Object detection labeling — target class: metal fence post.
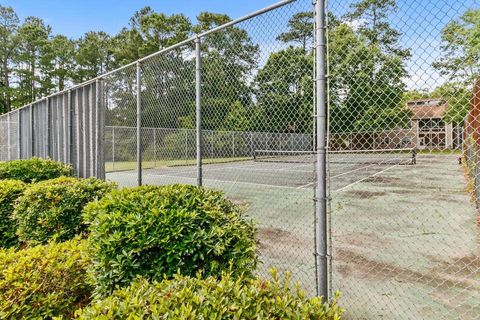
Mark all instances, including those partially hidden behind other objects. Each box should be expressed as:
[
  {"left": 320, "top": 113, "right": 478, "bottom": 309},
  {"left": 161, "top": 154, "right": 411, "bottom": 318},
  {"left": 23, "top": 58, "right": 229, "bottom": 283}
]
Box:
[
  {"left": 30, "top": 104, "right": 34, "bottom": 157},
  {"left": 7, "top": 113, "right": 11, "bottom": 161},
  {"left": 195, "top": 35, "right": 203, "bottom": 186},
  {"left": 184, "top": 130, "right": 189, "bottom": 165},
  {"left": 82, "top": 87, "right": 88, "bottom": 177},
  {"left": 232, "top": 134, "right": 236, "bottom": 158},
  {"left": 136, "top": 62, "right": 142, "bottom": 186},
  {"left": 153, "top": 128, "right": 157, "bottom": 168},
  {"left": 17, "top": 110, "right": 22, "bottom": 159},
  {"left": 96, "top": 79, "right": 105, "bottom": 180},
  {"left": 112, "top": 126, "right": 115, "bottom": 171},
  {"left": 89, "top": 83, "right": 95, "bottom": 177},
  {"left": 314, "top": 0, "right": 328, "bottom": 301},
  {"left": 46, "top": 98, "right": 51, "bottom": 158},
  {"left": 68, "top": 90, "right": 73, "bottom": 167}
]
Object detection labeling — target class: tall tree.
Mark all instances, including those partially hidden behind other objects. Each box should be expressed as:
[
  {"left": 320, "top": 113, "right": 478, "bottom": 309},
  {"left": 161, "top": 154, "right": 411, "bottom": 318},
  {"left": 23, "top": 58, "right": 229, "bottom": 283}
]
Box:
[
  {"left": 15, "top": 16, "right": 51, "bottom": 106},
  {"left": 129, "top": 6, "right": 154, "bottom": 31},
  {"left": 0, "top": 5, "right": 19, "bottom": 113},
  {"left": 346, "top": 0, "right": 408, "bottom": 57},
  {"left": 74, "top": 31, "right": 112, "bottom": 82},
  {"left": 277, "top": 12, "right": 313, "bottom": 52},
  {"left": 433, "top": 9, "right": 480, "bottom": 85},
  {"left": 110, "top": 28, "right": 144, "bottom": 67},
  {"left": 187, "top": 12, "right": 259, "bottom": 130},
  {"left": 328, "top": 21, "right": 410, "bottom": 133},
  {"left": 139, "top": 12, "right": 191, "bottom": 53},
  {"left": 254, "top": 47, "right": 313, "bottom": 133},
  {"left": 326, "top": 0, "right": 411, "bottom": 133},
  {"left": 41, "top": 35, "right": 76, "bottom": 92},
  {"left": 268, "top": 12, "right": 340, "bottom": 134}
]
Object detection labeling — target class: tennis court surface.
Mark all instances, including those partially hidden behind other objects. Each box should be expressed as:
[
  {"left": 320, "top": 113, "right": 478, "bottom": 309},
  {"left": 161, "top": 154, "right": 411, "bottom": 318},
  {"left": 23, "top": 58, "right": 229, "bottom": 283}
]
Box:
[
  {"left": 106, "top": 151, "right": 479, "bottom": 319},
  {"left": 108, "top": 148, "right": 417, "bottom": 191}
]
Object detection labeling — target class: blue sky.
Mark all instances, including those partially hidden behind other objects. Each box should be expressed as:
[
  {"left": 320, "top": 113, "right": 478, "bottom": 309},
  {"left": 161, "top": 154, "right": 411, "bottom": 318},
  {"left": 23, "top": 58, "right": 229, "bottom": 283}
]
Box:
[
  {"left": 2, "top": 0, "right": 478, "bottom": 90},
  {"left": 1, "top": 0, "right": 280, "bottom": 38}
]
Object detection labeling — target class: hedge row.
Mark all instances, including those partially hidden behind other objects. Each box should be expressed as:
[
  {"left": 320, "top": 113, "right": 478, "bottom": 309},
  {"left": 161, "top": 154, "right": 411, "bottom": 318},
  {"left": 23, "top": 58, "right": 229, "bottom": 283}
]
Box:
[
  {"left": 0, "top": 240, "right": 342, "bottom": 319},
  {"left": 15, "top": 176, "right": 115, "bottom": 245},
  {"left": 84, "top": 184, "right": 257, "bottom": 297},
  {"left": 0, "top": 157, "right": 72, "bottom": 182},
  {"left": 0, "top": 179, "right": 27, "bottom": 248},
  {"left": 75, "top": 272, "right": 344, "bottom": 319},
  {"left": 0, "top": 238, "right": 92, "bottom": 319},
  {"left": 0, "top": 158, "right": 343, "bottom": 319}
]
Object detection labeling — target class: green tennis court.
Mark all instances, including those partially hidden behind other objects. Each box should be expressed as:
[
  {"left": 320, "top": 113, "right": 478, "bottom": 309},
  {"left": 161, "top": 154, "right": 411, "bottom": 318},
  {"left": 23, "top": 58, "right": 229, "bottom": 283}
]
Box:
[{"left": 106, "top": 152, "right": 479, "bottom": 319}]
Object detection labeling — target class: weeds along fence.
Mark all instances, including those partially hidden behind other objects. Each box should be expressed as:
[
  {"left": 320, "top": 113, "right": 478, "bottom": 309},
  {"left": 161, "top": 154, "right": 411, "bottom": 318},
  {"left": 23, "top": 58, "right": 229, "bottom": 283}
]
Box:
[
  {"left": 1, "top": 0, "right": 480, "bottom": 319},
  {"left": 464, "top": 77, "right": 480, "bottom": 207}
]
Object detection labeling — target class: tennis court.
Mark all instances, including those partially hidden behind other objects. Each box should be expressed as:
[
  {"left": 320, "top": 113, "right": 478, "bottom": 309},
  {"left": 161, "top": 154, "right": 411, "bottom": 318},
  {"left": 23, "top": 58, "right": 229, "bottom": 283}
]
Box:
[
  {"left": 106, "top": 151, "right": 479, "bottom": 319},
  {"left": 107, "top": 148, "right": 417, "bottom": 191},
  {"left": 106, "top": 149, "right": 417, "bottom": 289}
]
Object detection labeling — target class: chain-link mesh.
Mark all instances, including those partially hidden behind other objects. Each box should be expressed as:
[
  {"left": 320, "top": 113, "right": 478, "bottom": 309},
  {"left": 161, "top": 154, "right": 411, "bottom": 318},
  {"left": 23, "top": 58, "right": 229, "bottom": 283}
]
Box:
[
  {"left": 0, "top": 0, "right": 479, "bottom": 318},
  {"left": 0, "top": 110, "right": 19, "bottom": 161},
  {"left": 103, "top": 64, "right": 138, "bottom": 183},
  {"left": 139, "top": 43, "right": 197, "bottom": 185},
  {"left": 197, "top": 0, "right": 316, "bottom": 291},
  {"left": 327, "top": 0, "right": 480, "bottom": 319}
]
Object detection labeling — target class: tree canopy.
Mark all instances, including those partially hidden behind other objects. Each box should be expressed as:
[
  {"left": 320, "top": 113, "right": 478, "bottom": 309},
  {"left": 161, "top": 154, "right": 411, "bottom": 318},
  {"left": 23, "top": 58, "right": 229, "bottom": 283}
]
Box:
[{"left": 0, "top": 1, "right": 475, "bottom": 135}]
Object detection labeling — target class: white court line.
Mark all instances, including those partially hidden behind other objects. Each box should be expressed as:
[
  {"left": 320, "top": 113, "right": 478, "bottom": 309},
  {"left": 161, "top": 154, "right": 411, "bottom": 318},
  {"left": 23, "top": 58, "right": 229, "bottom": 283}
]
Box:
[
  {"left": 144, "top": 161, "right": 313, "bottom": 175},
  {"left": 142, "top": 162, "right": 262, "bottom": 177},
  {"left": 332, "top": 163, "right": 399, "bottom": 193},
  {"left": 296, "top": 162, "right": 379, "bottom": 189}
]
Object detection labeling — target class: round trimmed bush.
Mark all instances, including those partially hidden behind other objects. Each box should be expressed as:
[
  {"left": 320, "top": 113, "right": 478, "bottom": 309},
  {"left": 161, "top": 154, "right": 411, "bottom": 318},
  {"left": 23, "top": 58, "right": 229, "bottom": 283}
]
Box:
[
  {"left": 0, "top": 179, "right": 27, "bottom": 248},
  {"left": 83, "top": 184, "right": 257, "bottom": 296},
  {"left": 14, "top": 177, "right": 116, "bottom": 245},
  {"left": 74, "top": 271, "right": 344, "bottom": 319},
  {"left": 0, "top": 157, "right": 72, "bottom": 183},
  {"left": 0, "top": 238, "right": 92, "bottom": 319}
]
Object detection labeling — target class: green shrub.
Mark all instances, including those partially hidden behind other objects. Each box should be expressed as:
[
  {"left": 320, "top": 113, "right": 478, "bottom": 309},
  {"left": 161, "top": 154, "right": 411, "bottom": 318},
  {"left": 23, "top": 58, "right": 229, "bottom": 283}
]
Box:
[
  {"left": 14, "top": 177, "right": 115, "bottom": 245},
  {"left": 0, "top": 238, "right": 92, "bottom": 319},
  {"left": 84, "top": 184, "right": 257, "bottom": 296},
  {"left": 74, "top": 270, "right": 344, "bottom": 319},
  {"left": 0, "top": 179, "right": 27, "bottom": 248},
  {"left": 0, "top": 157, "right": 72, "bottom": 183}
]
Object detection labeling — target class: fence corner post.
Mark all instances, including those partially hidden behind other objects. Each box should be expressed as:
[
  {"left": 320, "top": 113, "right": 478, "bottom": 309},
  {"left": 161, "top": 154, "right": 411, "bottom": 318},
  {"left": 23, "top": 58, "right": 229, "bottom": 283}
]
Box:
[
  {"left": 314, "top": 0, "right": 328, "bottom": 302},
  {"left": 136, "top": 62, "right": 142, "bottom": 186},
  {"left": 30, "top": 104, "right": 35, "bottom": 157},
  {"left": 17, "top": 109, "right": 22, "bottom": 159},
  {"left": 195, "top": 35, "right": 203, "bottom": 187},
  {"left": 96, "top": 79, "right": 106, "bottom": 180},
  {"left": 7, "top": 113, "right": 11, "bottom": 161}
]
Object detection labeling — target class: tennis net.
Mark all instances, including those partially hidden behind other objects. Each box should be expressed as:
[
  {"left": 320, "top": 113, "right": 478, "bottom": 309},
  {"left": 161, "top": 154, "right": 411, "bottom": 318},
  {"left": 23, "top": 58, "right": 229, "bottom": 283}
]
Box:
[{"left": 253, "top": 148, "right": 417, "bottom": 165}]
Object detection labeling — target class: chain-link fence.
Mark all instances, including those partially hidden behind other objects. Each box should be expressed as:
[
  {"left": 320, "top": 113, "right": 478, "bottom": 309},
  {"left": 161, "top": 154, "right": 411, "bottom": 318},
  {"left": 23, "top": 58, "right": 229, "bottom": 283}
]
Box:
[
  {"left": 465, "top": 79, "right": 480, "bottom": 210},
  {"left": 326, "top": 0, "right": 480, "bottom": 319},
  {"left": 0, "top": 83, "right": 105, "bottom": 178},
  {"left": 103, "top": 0, "right": 320, "bottom": 297},
  {"left": 0, "top": 0, "right": 479, "bottom": 318},
  {"left": 104, "top": 126, "right": 313, "bottom": 170}
]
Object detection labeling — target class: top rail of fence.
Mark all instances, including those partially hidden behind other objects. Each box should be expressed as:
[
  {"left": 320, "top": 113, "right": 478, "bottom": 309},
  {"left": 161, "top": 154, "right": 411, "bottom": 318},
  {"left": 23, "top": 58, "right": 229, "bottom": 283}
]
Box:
[{"left": 0, "top": 0, "right": 298, "bottom": 119}]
